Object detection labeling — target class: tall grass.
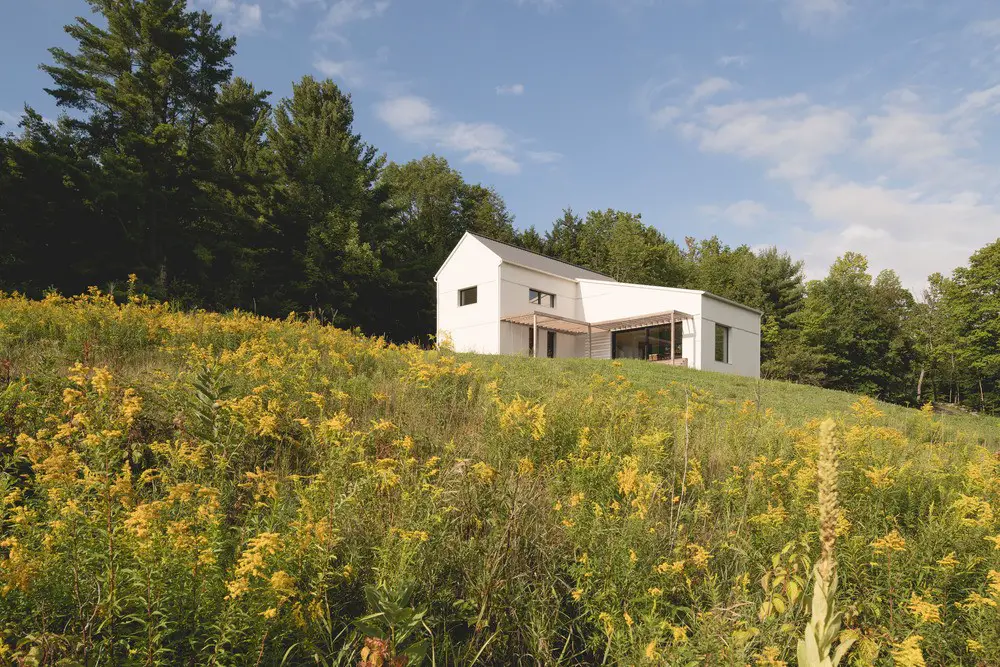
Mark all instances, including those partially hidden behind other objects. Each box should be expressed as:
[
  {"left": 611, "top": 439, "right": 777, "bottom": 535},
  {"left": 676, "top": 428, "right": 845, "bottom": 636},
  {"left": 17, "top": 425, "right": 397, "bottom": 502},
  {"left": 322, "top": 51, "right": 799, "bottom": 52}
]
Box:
[{"left": 0, "top": 291, "right": 998, "bottom": 664}]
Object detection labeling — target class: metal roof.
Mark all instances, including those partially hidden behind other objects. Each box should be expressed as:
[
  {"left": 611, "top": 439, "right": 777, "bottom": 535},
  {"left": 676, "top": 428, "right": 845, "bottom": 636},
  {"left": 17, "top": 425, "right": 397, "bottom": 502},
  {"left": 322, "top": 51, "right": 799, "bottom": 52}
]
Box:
[{"left": 467, "top": 232, "right": 615, "bottom": 282}]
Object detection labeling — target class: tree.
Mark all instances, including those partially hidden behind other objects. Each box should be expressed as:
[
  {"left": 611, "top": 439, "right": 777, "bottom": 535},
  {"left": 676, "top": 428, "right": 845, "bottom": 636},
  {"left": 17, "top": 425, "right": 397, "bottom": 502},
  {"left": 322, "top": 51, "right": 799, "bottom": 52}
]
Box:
[
  {"left": 945, "top": 239, "right": 1000, "bottom": 411},
  {"left": 380, "top": 155, "right": 517, "bottom": 342},
  {"left": 41, "top": 0, "right": 239, "bottom": 298},
  {"left": 794, "top": 253, "right": 916, "bottom": 402},
  {"left": 263, "top": 76, "right": 390, "bottom": 327}
]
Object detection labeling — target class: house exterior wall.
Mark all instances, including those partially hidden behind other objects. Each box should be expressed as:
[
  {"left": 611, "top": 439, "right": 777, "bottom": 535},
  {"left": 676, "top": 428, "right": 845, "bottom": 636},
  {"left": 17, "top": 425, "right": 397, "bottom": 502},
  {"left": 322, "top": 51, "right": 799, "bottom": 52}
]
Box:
[
  {"left": 577, "top": 281, "right": 701, "bottom": 365},
  {"left": 435, "top": 236, "right": 502, "bottom": 354},
  {"left": 435, "top": 234, "right": 761, "bottom": 377},
  {"left": 698, "top": 296, "right": 761, "bottom": 377},
  {"left": 498, "top": 263, "right": 585, "bottom": 357}
]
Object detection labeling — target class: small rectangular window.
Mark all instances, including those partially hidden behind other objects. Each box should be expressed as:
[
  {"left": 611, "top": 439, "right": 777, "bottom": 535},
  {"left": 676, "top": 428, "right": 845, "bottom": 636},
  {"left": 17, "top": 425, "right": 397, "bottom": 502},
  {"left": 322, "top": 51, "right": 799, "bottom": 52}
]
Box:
[
  {"left": 528, "top": 328, "right": 534, "bottom": 356},
  {"left": 547, "top": 331, "right": 556, "bottom": 358},
  {"left": 714, "top": 324, "right": 730, "bottom": 363},
  {"left": 458, "top": 286, "right": 477, "bottom": 307},
  {"left": 528, "top": 288, "right": 555, "bottom": 308}
]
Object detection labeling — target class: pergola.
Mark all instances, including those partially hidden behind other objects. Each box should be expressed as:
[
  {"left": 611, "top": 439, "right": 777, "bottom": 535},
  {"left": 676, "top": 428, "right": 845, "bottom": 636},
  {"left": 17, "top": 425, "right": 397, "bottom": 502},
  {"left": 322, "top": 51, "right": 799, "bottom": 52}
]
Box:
[{"left": 501, "top": 310, "right": 693, "bottom": 360}]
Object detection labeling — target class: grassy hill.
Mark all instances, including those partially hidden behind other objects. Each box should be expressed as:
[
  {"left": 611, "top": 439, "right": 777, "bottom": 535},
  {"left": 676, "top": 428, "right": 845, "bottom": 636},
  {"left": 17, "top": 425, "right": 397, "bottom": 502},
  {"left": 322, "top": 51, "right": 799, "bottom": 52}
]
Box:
[{"left": 1, "top": 291, "right": 999, "bottom": 665}]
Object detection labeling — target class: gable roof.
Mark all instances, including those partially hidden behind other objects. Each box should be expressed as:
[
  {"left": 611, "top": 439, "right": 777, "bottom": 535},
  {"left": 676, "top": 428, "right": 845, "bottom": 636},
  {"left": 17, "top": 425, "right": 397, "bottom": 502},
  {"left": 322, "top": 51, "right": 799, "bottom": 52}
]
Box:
[{"left": 466, "top": 232, "right": 615, "bottom": 282}]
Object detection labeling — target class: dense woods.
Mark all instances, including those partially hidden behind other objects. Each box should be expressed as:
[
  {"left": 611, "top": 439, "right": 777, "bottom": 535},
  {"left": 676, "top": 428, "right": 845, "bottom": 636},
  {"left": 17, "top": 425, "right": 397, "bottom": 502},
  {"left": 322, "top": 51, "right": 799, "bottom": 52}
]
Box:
[{"left": 3, "top": 0, "right": 1000, "bottom": 413}]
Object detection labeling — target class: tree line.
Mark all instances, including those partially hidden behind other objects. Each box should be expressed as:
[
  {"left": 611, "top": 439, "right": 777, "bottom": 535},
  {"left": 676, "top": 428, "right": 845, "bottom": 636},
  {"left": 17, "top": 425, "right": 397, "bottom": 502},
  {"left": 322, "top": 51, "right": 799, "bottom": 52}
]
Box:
[{"left": 1, "top": 0, "right": 999, "bottom": 413}]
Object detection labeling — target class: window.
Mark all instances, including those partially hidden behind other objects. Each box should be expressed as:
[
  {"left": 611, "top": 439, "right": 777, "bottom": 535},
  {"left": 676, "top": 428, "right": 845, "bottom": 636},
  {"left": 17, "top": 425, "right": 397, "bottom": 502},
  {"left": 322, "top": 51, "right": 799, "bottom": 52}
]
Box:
[
  {"left": 714, "top": 324, "right": 730, "bottom": 363},
  {"left": 610, "top": 322, "right": 683, "bottom": 360},
  {"left": 528, "top": 288, "right": 555, "bottom": 308},
  {"left": 528, "top": 329, "right": 557, "bottom": 358},
  {"left": 458, "top": 286, "right": 477, "bottom": 306}
]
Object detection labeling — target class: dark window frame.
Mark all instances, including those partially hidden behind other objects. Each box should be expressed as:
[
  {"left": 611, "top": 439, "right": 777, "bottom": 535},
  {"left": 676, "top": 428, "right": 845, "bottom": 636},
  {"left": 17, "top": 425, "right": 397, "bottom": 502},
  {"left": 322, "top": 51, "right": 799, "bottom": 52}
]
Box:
[
  {"left": 610, "top": 322, "right": 684, "bottom": 360},
  {"left": 547, "top": 331, "right": 556, "bottom": 358},
  {"left": 458, "top": 286, "right": 478, "bottom": 307},
  {"left": 528, "top": 288, "right": 556, "bottom": 308},
  {"left": 714, "top": 323, "right": 730, "bottom": 364}
]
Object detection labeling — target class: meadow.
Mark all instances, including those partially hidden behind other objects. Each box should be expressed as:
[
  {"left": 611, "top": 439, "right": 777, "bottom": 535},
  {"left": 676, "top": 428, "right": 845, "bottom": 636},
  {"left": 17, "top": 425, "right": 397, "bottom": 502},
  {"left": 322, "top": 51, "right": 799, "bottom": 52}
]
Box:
[{"left": 1, "top": 289, "right": 999, "bottom": 666}]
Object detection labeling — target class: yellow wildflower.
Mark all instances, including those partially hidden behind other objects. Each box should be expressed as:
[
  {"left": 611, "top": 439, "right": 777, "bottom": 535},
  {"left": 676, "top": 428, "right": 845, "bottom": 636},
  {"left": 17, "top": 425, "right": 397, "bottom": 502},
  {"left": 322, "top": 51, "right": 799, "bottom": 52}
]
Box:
[
  {"left": 471, "top": 461, "right": 495, "bottom": 484},
  {"left": 517, "top": 458, "right": 534, "bottom": 476},
  {"left": 871, "top": 529, "right": 906, "bottom": 554},
  {"left": 936, "top": 552, "right": 959, "bottom": 569},
  {"left": 864, "top": 466, "right": 895, "bottom": 489},
  {"left": 890, "top": 635, "right": 925, "bottom": 667},
  {"left": 906, "top": 593, "right": 942, "bottom": 625}
]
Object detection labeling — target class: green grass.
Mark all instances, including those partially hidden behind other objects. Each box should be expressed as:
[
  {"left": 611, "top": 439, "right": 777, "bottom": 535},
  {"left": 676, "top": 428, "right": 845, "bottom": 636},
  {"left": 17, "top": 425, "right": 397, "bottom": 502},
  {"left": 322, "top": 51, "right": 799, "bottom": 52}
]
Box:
[{"left": 2, "top": 293, "right": 1000, "bottom": 665}]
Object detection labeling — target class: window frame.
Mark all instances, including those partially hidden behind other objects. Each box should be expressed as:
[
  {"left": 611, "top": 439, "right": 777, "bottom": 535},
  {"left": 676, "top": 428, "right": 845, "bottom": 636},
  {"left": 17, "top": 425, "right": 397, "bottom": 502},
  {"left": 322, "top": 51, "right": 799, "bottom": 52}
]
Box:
[
  {"left": 546, "top": 330, "right": 556, "bottom": 358},
  {"left": 528, "top": 288, "right": 556, "bottom": 308},
  {"left": 714, "top": 323, "right": 730, "bottom": 364},
  {"left": 458, "top": 286, "right": 478, "bottom": 307}
]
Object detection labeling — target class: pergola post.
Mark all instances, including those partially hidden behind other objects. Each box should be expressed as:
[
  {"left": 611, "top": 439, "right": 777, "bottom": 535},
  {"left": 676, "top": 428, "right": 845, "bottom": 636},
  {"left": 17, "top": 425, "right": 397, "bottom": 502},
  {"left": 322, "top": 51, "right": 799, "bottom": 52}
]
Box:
[
  {"left": 670, "top": 312, "right": 675, "bottom": 363},
  {"left": 588, "top": 324, "right": 592, "bottom": 358},
  {"left": 532, "top": 312, "right": 538, "bottom": 358}
]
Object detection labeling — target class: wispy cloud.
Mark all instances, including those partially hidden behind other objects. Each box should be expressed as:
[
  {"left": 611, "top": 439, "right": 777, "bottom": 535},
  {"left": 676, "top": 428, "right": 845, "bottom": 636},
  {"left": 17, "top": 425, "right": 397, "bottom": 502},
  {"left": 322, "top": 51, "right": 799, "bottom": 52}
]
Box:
[
  {"left": 526, "top": 150, "right": 563, "bottom": 163},
  {"left": 647, "top": 69, "right": 1000, "bottom": 289},
  {"left": 689, "top": 77, "right": 735, "bottom": 104},
  {"left": 376, "top": 96, "right": 523, "bottom": 174},
  {"left": 699, "top": 200, "right": 769, "bottom": 226},
  {"left": 496, "top": 83, "right": 526, "bottom": 96},
  {"left": 968, "top": 18, "right": 1000, "bottom": 38},
  {"left": 314, "top": 58, "right": 367, "bottom": 85},
  {"left": 198, "top": 0, "right": 263, "bottom": 34},
  {"left": 717, "top": 55, "right": 748, "bottom": 68},
  {"left": 781, "top": 0, "right": 849, "bottom": 31},
  {"left": 316, "top": 0, "right": 389, "bottom": 40},
  {"left": 0, "top": 110, "right": 18, "bottom": 128}
]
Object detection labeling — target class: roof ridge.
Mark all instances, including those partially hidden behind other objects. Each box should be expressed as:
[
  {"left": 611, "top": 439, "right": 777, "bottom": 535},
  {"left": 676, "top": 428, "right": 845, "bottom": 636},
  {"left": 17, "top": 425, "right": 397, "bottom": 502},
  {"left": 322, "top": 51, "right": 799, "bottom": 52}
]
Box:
[{"left": 466, "top": 231, "right": 615, "bottom": 281}]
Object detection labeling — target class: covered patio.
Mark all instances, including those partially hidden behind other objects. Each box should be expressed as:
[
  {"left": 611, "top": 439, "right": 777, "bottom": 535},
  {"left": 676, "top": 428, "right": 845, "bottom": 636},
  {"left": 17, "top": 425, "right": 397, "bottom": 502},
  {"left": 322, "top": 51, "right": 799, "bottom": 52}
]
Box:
[{"left": 501, "top": 310, "right": 693, "bottom": 363}]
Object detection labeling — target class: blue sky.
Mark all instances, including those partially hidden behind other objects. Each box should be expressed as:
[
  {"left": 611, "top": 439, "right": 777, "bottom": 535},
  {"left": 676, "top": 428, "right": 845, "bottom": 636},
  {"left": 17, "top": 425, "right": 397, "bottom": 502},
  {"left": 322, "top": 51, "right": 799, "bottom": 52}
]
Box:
[{"left": 4, "top": 0, "right": 1000, "bottom": 290}]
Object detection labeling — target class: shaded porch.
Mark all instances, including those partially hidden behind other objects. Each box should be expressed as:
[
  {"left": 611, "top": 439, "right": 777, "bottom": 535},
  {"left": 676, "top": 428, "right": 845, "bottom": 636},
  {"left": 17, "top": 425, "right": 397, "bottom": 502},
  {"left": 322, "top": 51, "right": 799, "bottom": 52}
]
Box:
[{"left": 501, "top": 310, "right": 693, "bottom": 362}]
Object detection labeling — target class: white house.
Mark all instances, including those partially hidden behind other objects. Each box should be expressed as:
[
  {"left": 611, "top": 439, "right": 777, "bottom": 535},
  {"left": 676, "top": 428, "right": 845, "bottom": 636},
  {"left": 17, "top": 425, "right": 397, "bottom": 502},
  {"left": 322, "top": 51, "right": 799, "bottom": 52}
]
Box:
[{"left": 434, "top": 232, "right": 762, "bottom": 377}]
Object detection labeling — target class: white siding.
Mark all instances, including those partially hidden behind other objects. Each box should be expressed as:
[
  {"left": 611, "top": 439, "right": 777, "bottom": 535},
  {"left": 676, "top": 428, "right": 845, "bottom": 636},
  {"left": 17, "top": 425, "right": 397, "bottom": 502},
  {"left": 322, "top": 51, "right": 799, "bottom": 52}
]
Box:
[
  {"left": 699, "top": 296, "right": 761, "bottom": 377},
  {"left": 435, "top": 236, "right": 761, "bottom": 377},
  {"left": 577, "top": 281, "right": 702, "bottom": 365},
  {"left": 498, "top": 263, "right": 585, "bottom": 357},
  {"left": 435, "top": 236, "right": 502, "bottom": 353}
]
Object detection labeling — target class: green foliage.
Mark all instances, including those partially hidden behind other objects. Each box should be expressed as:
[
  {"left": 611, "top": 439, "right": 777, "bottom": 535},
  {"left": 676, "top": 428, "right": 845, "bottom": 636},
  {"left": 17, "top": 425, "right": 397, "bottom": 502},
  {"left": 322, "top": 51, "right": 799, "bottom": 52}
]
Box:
[{"left": 1, "top": 293, "right": 1000, "bottom": 664}]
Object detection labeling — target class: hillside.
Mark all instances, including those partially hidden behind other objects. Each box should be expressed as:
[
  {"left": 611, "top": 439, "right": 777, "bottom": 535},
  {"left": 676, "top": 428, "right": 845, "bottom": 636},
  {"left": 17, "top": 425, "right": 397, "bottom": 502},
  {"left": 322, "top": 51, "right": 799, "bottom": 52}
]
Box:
[{"left": 1, "top": 292, "right": 999, "bottom": 665}]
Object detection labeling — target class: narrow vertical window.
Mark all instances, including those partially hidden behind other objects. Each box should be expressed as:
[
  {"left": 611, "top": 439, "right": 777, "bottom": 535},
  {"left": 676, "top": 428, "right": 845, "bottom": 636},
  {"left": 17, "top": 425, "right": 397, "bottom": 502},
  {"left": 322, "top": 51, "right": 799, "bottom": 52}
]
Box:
[
  {"left": 528, "top": 328, "right": 534, "bottom": 356},
  {"left": 715, "top": 324, "right": 730, "bottom": 363},
  {"left": 458, "top": 286, "right": 477, "bottom": 306},
  {"left": 547, "top": 331, "right": 556, "bottom": 358}
]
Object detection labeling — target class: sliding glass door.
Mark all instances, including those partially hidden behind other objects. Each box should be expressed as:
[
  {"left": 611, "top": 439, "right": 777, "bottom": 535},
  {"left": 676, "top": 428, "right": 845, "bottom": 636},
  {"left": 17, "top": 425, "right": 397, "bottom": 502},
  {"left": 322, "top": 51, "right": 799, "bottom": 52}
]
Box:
[{"left": 611, "top": 323, "right": 683, "bottom": 360}]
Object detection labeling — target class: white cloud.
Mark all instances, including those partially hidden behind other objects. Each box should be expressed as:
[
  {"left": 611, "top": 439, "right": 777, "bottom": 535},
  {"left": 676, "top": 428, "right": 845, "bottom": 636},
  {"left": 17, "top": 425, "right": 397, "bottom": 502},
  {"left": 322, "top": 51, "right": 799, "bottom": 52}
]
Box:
[
  {"left": 314, "top": 58, "right": 366, "bottom": 85},
  {"left": 526, "top": 150, "right": 563, "bottom": 163},
  {"left": 323, "top": 0, "right": 389, "bottom": 27},
  {"left": 684, "top": 94, "right": 855, "bottom": 180},
  {"left": 376, "top": 96, "right": 437, "bottom": 133},
  {"left": 199, "top": 0, "right": 262, "bottom": 34},
  {"left": 717, "top": 55, "right": 748, "bottom": 68},
  {"left": 496, "top": 83, "right": 526, "bottom": 96},
  {"left": 968, "top": 18, "right": 1000, "bottom": 38},
  {"left": 689, "top": 77, "right": 735, "bottom": 104},
  {"left": 516, "top": 0, "right": 563, "bottom": 11},
  {"left": 700, "top": 200, "right": 769, "bottom": 226},
  {"left": 650, "top": 74, "right": 1000, "bottom": 288},
  {"left": 0, "top": 110, "right": 18, "bottom": 128},
  {"left": 782, "top": 0, "right": 849, "bottom": 30},
  {"left": 376, "top": 96, "right": 526, "bottom": 174},
  {"left": 316, "top": 0, "right": 389, "bottom": 39}
]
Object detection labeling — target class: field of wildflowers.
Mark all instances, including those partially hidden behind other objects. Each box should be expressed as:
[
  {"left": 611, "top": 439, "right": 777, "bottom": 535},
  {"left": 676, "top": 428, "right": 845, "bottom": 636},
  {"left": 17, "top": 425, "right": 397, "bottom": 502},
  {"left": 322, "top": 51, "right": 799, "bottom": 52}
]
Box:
[{"left": 1, "top": 289, "right": 1000, "bottom": 665}]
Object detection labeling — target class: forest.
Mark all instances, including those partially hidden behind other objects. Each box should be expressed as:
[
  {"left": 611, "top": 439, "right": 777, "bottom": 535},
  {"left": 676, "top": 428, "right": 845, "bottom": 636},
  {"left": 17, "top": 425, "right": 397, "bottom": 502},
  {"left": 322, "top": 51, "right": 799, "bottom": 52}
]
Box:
[{"left": 2, "top": 0, "right": 999, "bottom": 413}]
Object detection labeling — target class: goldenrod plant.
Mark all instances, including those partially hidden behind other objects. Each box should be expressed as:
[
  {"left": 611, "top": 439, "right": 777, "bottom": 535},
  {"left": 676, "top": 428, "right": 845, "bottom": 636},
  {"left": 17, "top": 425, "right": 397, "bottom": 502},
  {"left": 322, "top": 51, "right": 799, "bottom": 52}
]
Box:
[
  {"left": 0, "top": 291, "right": 999, "bottom": 663},
  {"left": 797, "top": 420, "right": 854, "bottom": 667}
]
